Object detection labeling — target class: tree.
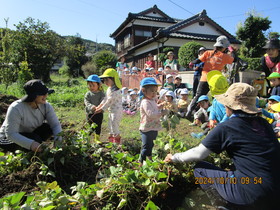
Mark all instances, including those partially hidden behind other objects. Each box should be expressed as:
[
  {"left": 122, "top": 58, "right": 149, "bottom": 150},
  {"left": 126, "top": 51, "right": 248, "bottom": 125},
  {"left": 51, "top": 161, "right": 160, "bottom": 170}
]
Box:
[
  {"left": 236, "top": 14, "right": 271, "bottom": 57},
  {"left": 91, "top": 50, "right": 117, "bottom": 75},
  {"left": 178, "top": 41, "right": 203, "bottom": 68},
  {"left": 0, "top": 28, "right": 17, "bottom": 88},
  {"left": 63, "top": 35, "right": 88, "bottom": 77},
  {"left": 11, "top": 17, "right": 66, "bottom": 82}
]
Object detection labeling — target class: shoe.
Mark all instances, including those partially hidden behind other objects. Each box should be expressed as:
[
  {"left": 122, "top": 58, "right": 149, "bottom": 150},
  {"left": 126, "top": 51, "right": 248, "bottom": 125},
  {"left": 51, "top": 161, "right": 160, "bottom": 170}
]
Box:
[
  {"left": 191, "top": 132, "right": 204, "bottom": 138},
  {"left": 130, "top": 111, "right": 136, "bottom": 115},
  {"left": 94, "top": 134, "right": 102, "bottom": 144},
  {"left": 111, "top": 136, "right": 121, "bottom": 144},
  {"left": 189, "top": 122, "right": 197, "bottom": 126},
  {"left": 108, "top": 136, "right": 114, "bottom": 142}
]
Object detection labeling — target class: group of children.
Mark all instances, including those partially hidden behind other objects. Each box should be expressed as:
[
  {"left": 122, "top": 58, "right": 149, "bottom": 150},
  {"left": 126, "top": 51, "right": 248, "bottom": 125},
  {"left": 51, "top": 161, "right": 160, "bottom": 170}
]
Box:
[{"left": 83, "top": 66, "right": 280, "bottom": 166}]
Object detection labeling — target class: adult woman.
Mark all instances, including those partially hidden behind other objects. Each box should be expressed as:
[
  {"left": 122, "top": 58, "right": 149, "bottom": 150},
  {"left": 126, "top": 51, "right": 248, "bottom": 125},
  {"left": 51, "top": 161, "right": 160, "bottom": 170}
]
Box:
[
  {"left": 261, "top": 38, "right": 280, "bottom": 77},
  {"left": 0, "top": 80, "right": 62, "bottom": 152},
  {"left": 185, "top": 36, "right": 234, "bottom": 121},
  {"left": 165, "top": 83, "right": 280, "bottom": 209},
  {"left": 164, "top": 51, "right": 178, "bottom": 71}
]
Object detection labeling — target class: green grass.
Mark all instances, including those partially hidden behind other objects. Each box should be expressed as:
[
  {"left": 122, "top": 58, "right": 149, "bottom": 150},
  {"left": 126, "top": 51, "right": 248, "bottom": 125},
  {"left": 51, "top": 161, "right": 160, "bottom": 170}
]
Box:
[{"left": 0, "top": 73, "right": 203, "bottom": 144}]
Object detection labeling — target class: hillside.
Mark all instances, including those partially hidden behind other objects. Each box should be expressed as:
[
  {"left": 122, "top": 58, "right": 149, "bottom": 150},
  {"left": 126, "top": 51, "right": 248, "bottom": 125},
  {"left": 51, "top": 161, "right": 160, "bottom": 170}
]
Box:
[{"left": 63, "top": 35, "right": 115, "bottom": 54}]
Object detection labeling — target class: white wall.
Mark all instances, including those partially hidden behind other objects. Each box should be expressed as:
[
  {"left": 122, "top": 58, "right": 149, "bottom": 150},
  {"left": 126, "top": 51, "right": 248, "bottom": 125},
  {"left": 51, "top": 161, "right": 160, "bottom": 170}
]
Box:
[{"left": 178, "top": 22, "right": 222, "bottom": 36}]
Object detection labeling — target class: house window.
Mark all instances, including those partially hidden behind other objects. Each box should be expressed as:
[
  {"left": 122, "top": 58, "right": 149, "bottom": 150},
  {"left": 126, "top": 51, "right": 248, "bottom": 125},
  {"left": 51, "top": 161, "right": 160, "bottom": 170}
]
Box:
[
  {"left": 117, "top": 42, "right": 122, "bottom": 52},
  {"left": 124, "top": 34, "right": 131, "bottom": 48},
  {"left": 135, "top": 30, "right": 152, "bottom": 37}
]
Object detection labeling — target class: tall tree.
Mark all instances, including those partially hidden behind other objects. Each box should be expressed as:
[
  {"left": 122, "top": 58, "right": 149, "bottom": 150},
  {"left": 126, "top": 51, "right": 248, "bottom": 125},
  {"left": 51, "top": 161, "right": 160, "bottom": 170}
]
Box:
[
  {"left": 12, "top": 17, "right": 66, "bottom": 82},
  {"left": 236, "top": 14, "right": 271, "bottom": 57},
  {"left": 63, "top": 34, "right": 88, "bottom": 77},
  {"left": 0, "top": 28, "right": 17, "bottom": 88}
]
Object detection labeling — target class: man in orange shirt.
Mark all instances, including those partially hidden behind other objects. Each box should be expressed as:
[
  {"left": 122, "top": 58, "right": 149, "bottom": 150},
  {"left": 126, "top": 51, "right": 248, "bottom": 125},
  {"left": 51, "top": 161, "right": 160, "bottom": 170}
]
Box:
[{"left": 185, "top": 36, "right": 234, "bottom": 121}]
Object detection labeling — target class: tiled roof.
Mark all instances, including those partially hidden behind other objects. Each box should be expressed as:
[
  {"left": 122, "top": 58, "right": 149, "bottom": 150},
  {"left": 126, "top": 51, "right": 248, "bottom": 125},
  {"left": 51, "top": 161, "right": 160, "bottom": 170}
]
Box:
[
  {"left": 167, "top": 32, "right": 240, "bottom": 44},
  {"left": 110, "top": 4, "right": 177, "bottom": 38},
  {"left": 129, "top": 13, "right": 177, "bottom": 23}
]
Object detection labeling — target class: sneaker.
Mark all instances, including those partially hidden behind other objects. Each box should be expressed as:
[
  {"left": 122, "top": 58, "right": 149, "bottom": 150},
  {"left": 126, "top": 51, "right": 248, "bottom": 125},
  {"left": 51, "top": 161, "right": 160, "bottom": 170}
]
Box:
[
  {"left": 189, "top": 122, "right": 197, "bottom": 126},
  {"left": 191, "top": 132, "right": 204, "bottom": 138},
  {"left": 112, "top": 136, "right": 121, "bottom": 144},
  {"left": 108, "top": 136, "right": 114, "bottom": 142}
]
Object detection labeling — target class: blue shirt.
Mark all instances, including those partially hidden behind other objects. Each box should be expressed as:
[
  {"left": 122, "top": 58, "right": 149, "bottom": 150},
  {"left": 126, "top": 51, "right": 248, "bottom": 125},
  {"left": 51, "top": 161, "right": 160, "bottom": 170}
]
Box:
[
  {"left": 209, "top": 98, "right": 228, "bottom": 123},
  {"left": 193, "top": 62, "right": 204, "bottom": 76}
]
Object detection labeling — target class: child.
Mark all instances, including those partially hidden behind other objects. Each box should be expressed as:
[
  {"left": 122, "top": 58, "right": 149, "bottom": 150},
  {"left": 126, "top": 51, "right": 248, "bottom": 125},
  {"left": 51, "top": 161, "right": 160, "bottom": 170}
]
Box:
[
  {"left": 164, "top": 74, "right": 175, "bottom": 91},
  {"left": 207, "top": 70, "right": 229, "bottom": 128},
  {"left": 84, "top": 75, "right": 105, "bottom": 143},
  {"left": 190, "top": 95, "right": 210, "bottom": 139},
  {"left": 270, "top": 103, "right": 280, "bottom": 138},
  {"left": 139, "top": 77, "right": 163, "bottom": 165},
  {"left": 267, "top": 72, "right": 280, "bottom": 96},
  {"left": 177, "top": 89, "right": 189, "bottom": 118},
  {"left": 125, "top": 91, "right": 139, "bottom": 115},
  {"left": 162, "top": 91, "right": 178, "bottom": 114},
  {"left": 263, "top": 95, "right": 280, "bottom": 124},
  {"left": 95, "top": 68, "right": 122, "bottom": 143},
  {"left": 131, "top": 66, "right": 138, "bottom": 75},
  {"left": 121, "top": 87, "right": 129, "bottom": 110}
]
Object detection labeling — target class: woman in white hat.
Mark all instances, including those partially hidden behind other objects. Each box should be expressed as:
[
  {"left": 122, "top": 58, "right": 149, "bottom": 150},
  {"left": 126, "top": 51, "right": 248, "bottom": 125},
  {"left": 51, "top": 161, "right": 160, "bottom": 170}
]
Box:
[
  {"left": 186, "top": 36, "right": 234, "bottom": 121},
  {"left": 165, "top": 83, "right": 280, "bottom": 209}
]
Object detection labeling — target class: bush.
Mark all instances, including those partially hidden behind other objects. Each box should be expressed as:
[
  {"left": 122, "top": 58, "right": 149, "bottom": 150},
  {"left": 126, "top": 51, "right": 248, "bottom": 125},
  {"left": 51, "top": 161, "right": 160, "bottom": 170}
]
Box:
[
  {"left": 92, "top": 50, "right": 117, "bottom": 75},
  {"left": 81, "top": 62, "right": 97, "bottom": 78},
  {"left": 158, "top": 47, "right": 175, "bottom": 62},
  {"left": 240, "top": 57, "right": 262, "bottom": 71},
  {"left": 178, "top": 41, "right": 203, "bottom": 68}
]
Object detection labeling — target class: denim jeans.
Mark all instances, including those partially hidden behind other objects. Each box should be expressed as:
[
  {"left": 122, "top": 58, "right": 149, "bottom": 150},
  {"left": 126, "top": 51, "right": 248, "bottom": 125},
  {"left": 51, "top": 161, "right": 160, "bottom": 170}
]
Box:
[{"left": 140, "top": 130, "right": 158, "bottom": 162}]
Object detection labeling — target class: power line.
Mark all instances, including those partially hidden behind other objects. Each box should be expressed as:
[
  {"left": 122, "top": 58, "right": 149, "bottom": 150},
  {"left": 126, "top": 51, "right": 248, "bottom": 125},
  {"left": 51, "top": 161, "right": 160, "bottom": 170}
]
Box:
[
  {"left": 213, "top": 6, "right": 280, "bottom": 19},
  {"left": 167, "top": 0, "right": 195, "bottom": 15}
]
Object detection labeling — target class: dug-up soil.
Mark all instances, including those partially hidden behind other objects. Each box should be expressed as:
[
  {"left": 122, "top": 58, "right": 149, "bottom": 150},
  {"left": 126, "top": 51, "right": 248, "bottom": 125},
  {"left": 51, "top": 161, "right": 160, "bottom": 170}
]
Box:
[{"left": 0, "top": 94, "right": 18, "bottom": 124}]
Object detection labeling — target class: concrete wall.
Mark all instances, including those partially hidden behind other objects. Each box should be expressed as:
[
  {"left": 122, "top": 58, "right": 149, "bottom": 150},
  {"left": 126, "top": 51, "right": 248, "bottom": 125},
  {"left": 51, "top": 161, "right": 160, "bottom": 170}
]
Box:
[{"left": 179, "top": 70, "right": 262, "bottom": 86}]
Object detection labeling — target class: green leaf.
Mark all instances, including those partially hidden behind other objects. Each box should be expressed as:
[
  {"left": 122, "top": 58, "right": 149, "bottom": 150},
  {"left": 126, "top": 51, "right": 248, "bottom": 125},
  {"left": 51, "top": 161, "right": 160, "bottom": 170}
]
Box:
[
  {"left": 157, "top": 172, "right": 168, "bottom": 179},
  {"left": 60, "top": 157, "right": 65, "bottom": 165},
  {"left": 41, "top": 206, "right": 56, "bottom": 210},
  {"left": 8, "top": 191, "right": 26, "bottom": 207},
  {"left": 47, "top": 158, "right": 54, "bottom": 165},
  {"left": 47, "top": 181, "right": 58, "bottom": 190},
  {"left": 145, "top": 201, "right": 159, "bottom": 210}
]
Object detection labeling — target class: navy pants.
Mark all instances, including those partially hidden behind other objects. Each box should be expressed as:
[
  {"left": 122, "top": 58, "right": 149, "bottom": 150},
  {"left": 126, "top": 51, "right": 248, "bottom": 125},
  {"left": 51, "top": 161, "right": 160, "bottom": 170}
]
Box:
[
  {"left": 87, "top": 113, "right": 103, "bottom": 135},
  {"left": 194, "top": 161, "right": 248, "bottom": 205},
  {"left": 186, "top": 81, "right": 209, "bottom": 120},
  {"left": 192, "top": 75, "right": 201, "bottom": 98},
  {"left": 140, "top": 130, "right": 158, "bottom": 163},
  {"left": 0, "top": 123, "right": 53, "bottom": 152}
]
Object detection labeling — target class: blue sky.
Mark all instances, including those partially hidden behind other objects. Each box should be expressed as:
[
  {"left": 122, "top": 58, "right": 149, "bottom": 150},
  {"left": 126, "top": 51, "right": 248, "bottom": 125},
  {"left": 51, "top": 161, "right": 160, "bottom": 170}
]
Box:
[{"left": 0, "top": 0, "right": 279, "bottom": 45}]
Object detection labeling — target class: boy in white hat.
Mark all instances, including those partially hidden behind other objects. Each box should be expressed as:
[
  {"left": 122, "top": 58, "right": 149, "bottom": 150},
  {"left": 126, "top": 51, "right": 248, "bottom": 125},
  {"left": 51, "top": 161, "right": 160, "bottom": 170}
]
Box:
[
  {"left": 125, "top": 91, "right": 139, "bottom": 115},
  {"left": 177, "top": 89, "right": 189, "bottom": 118},
  {"left": 163, "top": 74, "right": 175, "bottom": 91},
  {"left": 174, "top": 75, "right": 187, "bottom": 90}
]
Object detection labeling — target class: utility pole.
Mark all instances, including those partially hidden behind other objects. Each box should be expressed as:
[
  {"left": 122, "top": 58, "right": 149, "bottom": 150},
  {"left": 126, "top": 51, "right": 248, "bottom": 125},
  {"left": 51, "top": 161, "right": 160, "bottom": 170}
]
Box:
[{"left": 4, "top": 18, "right": 9, "bottom": 28}]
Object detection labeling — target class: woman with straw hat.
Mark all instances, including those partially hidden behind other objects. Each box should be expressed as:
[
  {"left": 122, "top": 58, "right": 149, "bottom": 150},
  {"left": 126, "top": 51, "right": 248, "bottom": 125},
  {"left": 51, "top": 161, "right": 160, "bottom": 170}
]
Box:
[{"left": 165, "top": 83, "right": 280, "bottom": 209}]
